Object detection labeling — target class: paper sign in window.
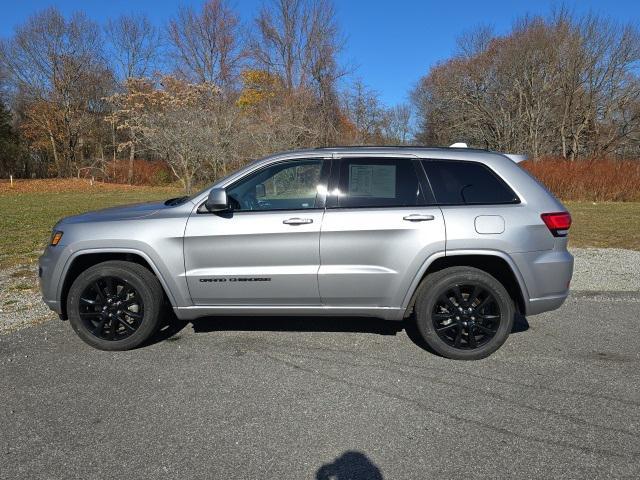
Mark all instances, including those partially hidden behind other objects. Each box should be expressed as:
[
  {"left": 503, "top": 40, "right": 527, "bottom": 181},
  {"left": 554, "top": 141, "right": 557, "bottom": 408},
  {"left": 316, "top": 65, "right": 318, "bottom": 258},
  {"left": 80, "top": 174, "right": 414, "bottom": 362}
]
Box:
[{"left": 348, "top": 165, "right": 396, "bottom": 198}]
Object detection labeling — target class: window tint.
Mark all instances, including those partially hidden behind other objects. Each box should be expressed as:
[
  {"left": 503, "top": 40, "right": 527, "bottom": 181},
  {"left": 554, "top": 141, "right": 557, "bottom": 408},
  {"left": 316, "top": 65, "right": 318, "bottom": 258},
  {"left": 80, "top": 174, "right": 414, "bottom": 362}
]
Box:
[
  {"left": 227, "top": 159, "right": 322, "bottom": 211},
  {"left": 422, "top": 160, "right": 519, "bottom": 205},
  {"left": 336, "top": 158, "right": 425, "bottom": 208}
]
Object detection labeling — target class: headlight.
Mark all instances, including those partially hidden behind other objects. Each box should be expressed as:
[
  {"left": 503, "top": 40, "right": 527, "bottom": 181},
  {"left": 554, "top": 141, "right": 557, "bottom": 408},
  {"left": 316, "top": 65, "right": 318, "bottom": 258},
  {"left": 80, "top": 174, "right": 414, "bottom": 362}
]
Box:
[{"left": 50, "top": 231, "right": 64, "bottom": 246}]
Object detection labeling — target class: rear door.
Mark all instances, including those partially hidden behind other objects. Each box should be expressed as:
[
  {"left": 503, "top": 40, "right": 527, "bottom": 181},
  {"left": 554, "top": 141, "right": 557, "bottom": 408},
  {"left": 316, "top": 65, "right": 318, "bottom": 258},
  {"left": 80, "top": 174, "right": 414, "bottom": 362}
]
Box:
[
  {"left": 318, "top": 155, "right": 446, "bottom": 308},
  {"left": 184, "top": 158, "right": 330, "bottom": 306}
]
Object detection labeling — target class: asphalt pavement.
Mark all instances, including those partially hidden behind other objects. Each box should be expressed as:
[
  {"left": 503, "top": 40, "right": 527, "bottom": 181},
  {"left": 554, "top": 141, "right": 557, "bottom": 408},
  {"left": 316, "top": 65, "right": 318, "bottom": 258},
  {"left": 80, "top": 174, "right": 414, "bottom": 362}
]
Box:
[{"left": 1, "top": 292, "right": 639, "bottom": 479}]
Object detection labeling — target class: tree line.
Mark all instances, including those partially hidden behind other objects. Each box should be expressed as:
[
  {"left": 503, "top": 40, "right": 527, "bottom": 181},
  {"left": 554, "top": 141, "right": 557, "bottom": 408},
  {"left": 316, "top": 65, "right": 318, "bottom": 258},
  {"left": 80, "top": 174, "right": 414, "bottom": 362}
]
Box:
[
  {"left": 0, "top": 0, "right": 409, "bottom": 191},
  {"left": 1, "top": 2, "right": 639, "bottom": 192},
  {"left": 412, "top": 10, "right": 640, "bottom": 160}
]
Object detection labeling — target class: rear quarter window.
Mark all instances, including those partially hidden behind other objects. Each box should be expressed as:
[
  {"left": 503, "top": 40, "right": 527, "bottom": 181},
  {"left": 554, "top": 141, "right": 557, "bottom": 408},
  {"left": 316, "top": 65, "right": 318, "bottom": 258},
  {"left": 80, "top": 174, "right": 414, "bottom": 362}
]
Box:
[{"left": 421, "top": 160, "right": 519, "bottom": 205}]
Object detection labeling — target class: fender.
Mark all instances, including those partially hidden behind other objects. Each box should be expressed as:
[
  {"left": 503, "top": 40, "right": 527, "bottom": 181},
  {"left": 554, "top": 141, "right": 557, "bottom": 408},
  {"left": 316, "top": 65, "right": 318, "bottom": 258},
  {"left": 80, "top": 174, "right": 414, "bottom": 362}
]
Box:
[
  {"left": 401, "top": 248, "right": 530, "bottom": 311},
  {"left": 56, "top": 247, "right": 181, "bottom": 308}
]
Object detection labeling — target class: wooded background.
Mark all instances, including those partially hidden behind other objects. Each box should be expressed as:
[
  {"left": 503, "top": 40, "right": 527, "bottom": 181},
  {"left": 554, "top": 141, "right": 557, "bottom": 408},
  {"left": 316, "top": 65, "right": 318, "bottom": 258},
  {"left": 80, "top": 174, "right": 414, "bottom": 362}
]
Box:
[{"left": 0, "top": 1, "right": 639, "bottom": 192}]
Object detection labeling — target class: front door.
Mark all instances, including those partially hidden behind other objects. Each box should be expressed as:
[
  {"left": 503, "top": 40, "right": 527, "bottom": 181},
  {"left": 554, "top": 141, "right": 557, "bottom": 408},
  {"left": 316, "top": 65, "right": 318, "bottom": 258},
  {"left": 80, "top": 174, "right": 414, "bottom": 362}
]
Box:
[
  {"left": 319, "top": 156, "right": 446, "bottom": 308},
  {"left": 184, "top": 158, "right": 329, "bottom": 306}
]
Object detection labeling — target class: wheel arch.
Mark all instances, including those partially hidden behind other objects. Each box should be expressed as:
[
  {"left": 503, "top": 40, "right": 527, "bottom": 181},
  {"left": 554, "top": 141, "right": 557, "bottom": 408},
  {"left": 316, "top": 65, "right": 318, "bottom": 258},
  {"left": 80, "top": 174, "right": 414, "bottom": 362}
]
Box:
[
  {"left": 403, "top": 250, "right": 529, "bottom": 316},
  {"left": 58, "top": 249, "right": 177, "bottom": 320}
]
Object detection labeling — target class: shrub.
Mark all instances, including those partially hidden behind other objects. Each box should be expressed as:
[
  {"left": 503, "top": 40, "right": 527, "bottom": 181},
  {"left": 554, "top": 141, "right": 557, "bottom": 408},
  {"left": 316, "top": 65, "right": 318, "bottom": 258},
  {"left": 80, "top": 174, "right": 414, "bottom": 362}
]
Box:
[
  {"left": 104, "top": 159, "right": 173, "bottom": 186},
  {"left": 521, "top": 158, "right": 640, "bottom": 202}
]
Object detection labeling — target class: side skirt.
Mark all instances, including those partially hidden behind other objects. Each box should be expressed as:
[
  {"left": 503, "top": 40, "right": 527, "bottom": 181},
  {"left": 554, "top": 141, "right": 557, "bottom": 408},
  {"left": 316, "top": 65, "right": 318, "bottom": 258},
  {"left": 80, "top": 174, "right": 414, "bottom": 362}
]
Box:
[{"left": 173, "top": 305, "right": 406, "bottom": 321}]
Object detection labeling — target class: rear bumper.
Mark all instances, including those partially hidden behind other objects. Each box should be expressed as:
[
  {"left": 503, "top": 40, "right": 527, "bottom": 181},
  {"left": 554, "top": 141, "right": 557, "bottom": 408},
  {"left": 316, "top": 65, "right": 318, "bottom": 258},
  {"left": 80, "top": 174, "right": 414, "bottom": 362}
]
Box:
[
  {"left": 526, "top": 293, "right": 569, "bottom": 316},
  {"left": 511, "top": 249, "right": 574, "bottom": 316}
]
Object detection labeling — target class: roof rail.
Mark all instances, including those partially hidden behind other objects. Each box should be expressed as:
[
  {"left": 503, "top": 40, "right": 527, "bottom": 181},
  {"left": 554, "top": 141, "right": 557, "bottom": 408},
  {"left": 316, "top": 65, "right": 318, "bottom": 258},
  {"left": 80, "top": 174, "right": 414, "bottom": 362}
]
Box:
[
  {"left": 310, "top": 144, "right": 525, "bottom": 161},
  {"left": 313, "top": 144, "right": 486, "bottom": 150},
  {"left": 502, "top": 153, "right": 528, "bottom": 163},
  {"left": 313, "top": 145, "right": 420, "bottom": 150},
  {"left": 448, "top": 142, "right": 528, "bottom": 163}
]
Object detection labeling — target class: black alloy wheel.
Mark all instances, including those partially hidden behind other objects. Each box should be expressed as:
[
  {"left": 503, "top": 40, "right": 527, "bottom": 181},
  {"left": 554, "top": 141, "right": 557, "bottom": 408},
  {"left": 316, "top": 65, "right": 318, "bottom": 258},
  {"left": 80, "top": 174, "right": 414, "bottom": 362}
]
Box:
[
  {"left": 413, "top": 266, "right": 515, "bottom": 360},
  {"left": 78, "top": 276, "right": 144, "bottom": 341},
  {"left": 431, "top": 283, "right": 500, "bottom": 350},
  {"left": 67, "top": 260, "right": 165, "bottom": 351}
]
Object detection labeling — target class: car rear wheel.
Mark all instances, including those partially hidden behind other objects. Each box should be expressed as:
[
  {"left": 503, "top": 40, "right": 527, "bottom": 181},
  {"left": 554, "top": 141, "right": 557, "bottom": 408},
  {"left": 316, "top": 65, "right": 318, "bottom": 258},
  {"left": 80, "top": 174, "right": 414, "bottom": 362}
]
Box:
[
  {"left": 67, "top": 261, "right": 165, "bottom": 351},
  {"left": 413, "top": 266, "right": 514, "bottom": 360}
]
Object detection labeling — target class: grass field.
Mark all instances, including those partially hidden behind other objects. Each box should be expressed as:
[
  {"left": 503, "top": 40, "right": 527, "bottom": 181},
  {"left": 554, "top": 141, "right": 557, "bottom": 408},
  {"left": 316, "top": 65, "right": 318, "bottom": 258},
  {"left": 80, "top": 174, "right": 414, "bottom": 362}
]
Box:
[
  {"left": 0, "top": 179, "right": 638, "bottom": 268},
  {"left": 564, "top": 201, "right": 640, "bottom": 251},
  {"left": 0, "top": 180, "right": 181, "bottom": 268}
]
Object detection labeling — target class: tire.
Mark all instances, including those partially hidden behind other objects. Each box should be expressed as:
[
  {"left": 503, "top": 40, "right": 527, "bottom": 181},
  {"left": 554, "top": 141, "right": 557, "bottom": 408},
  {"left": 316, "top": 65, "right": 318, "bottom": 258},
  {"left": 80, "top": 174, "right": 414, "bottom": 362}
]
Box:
[
  {"left": 66, "top": 260, "right": 165, "bottom": 351},
  {"left": 413, "top": 266, "right": 514, "bottom": 360}
]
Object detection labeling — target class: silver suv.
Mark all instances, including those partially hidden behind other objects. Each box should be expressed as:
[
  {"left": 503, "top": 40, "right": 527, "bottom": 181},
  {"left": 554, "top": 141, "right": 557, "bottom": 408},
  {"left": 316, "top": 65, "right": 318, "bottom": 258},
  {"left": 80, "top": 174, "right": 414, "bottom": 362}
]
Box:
[{"left": 39, "top": 146, "right": 573, "bottom": 359}]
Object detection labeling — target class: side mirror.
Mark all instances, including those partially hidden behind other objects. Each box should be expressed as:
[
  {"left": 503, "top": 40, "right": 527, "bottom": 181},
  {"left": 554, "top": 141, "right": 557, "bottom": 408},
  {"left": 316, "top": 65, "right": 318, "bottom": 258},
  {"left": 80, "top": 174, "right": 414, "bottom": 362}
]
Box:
[
  {"left": 204, "top": 188, "right": 229, "bottom": 212},
  {"left": 255, "top": 183, "right": 266, "bottom": 199}
]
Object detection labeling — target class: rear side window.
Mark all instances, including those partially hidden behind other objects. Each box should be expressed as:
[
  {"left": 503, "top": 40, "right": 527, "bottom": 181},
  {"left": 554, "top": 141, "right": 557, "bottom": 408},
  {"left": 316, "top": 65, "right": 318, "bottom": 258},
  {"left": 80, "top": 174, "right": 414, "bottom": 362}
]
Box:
[
  {"left": 421, "top": 160, "right": 519, "bottom": 205},
  {"left": 336, "top": 158, "right": 427, "bottom": 208}
]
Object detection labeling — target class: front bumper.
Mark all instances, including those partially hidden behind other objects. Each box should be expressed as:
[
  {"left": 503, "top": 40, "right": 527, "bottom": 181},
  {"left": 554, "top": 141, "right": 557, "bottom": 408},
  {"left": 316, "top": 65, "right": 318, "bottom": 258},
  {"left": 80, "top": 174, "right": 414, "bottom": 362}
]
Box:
[{"left": 39, "top": 244, "right": 67, "bottom": 316}]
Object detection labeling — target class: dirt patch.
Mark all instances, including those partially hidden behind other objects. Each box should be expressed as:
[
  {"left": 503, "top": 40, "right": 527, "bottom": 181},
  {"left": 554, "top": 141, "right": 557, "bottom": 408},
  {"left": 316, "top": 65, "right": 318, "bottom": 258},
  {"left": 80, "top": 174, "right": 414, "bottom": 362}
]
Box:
[
  {"left": 10, "top": 268, "right": 36, "bottom": 277},
  {"left": 0, "top": 264, "right": 55, "bottom": 335}
]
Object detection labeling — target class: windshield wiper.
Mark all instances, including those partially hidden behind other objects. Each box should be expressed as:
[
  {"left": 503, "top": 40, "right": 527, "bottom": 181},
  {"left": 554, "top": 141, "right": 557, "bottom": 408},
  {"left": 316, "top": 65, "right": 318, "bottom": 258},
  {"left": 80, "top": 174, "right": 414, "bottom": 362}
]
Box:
[{"left": 164, "top": 196, "right": 189, "bottom": 206}]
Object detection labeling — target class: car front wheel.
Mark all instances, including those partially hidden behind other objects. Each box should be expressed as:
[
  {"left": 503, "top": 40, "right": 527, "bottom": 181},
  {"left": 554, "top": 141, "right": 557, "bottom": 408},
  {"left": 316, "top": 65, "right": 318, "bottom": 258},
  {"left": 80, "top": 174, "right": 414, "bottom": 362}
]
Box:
[{"left": 66, "top": 260, "right": 165, "bottom": 351}]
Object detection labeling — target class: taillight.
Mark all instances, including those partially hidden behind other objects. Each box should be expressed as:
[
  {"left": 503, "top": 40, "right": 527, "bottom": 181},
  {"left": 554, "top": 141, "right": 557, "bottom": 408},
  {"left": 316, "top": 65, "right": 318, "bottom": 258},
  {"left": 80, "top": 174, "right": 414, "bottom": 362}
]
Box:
[{"left": 541, "top": 212, "right": 572, "bottom": 237}]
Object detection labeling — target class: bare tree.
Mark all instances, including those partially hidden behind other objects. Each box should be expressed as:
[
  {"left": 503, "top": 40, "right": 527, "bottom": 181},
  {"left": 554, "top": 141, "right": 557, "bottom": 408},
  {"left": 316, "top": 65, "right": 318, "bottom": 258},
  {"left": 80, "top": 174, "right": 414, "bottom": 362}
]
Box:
[
  {"left": 236, "top": 69, "right": 321, "bottom": 155},
  {"left": 105, "top": 13, "right": 160, "bottom": 81},
  {"left": 251, "top": 0, "right": 342, "bottom": 89},
  {"left": 167, "top": 0, "right": 243, "bottom": 90},
  {"left": 342, "top": 80, "right": 384, "bottom": 144},
  {"left": 0, "top": 7, "right": 113, "bottom": 176},
  {"left": 250, "top": 0, "right": 345, "bottom": 145},
  {"left": 412, "top": 11, "right": 640, "bottom": 159},
  {"left": 383, "top": 104, "right": 413, "bottom": 144},
  {"left": 104, "top": 13, "right": 161, "bottom": 183},
  {"left": 554, "top": 12, "right": 640, "bottom": 159},
  {"left": 455, "top": 24, "right": 495, "bottom": 58},
  {"left": 107, "top": 77, "right": 236, "bottom": 193}
]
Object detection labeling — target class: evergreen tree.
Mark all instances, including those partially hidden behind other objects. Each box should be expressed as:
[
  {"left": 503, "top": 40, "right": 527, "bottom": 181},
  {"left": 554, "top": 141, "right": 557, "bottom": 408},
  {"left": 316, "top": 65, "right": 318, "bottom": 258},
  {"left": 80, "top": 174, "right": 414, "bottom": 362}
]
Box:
[{"left": 0, "top": 99, "right": 22, "bottom": 177}]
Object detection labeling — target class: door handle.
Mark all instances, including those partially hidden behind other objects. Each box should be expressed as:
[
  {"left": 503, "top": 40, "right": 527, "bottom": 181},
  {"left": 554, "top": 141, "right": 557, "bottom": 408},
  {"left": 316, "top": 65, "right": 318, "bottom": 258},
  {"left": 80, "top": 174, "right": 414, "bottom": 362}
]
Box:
[
  {"left": 283, "top": 217, "right": 313, "bottom": 225},
  {"left": 403, "top": 214, "right": 435, "bottom": 222}
]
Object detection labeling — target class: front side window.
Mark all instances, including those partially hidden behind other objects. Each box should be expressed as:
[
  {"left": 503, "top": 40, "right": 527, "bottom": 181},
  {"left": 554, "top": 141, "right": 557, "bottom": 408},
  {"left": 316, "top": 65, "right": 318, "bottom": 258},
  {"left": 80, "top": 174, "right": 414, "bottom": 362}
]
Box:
[
  {"left": 227, "top": 159, "right": 323, "bottom": 211},
  {"left": 422, "top": 160, "right": 519, "bottom": 205},
  {"left": 336, "top": 158, "right": 425, "bottom": 208}
]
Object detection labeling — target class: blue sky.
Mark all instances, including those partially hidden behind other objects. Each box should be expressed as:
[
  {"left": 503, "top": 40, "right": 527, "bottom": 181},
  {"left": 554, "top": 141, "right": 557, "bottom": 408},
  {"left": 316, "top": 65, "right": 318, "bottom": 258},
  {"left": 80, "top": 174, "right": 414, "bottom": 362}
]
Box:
[{"left": 1, "top": 0, "right": 639, "bottom": 106}]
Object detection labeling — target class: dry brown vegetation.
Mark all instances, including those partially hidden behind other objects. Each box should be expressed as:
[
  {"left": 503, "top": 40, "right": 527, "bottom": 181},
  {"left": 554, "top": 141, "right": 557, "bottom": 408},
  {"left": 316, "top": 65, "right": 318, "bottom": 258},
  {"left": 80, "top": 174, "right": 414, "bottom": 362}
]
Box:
[
  {"left": 522, "top": 158, "right": 640, "bottom": 202},
  {"left": 0, "top": 178, "right": 178, "bottom": 194},
  {"left": 102, "top": 159, "right": 172, "bottom": 186}
]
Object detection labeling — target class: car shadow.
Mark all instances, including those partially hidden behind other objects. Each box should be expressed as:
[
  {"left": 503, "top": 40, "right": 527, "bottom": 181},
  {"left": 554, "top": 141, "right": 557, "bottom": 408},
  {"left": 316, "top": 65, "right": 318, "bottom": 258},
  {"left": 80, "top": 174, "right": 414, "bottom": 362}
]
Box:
[
  {"left": 190, "top": 315, "right": 404, "bottom": 335},
  {"left": 512, "top": 313, "right": 530, "bottom": 333},
  {"left": 316, "top": 451, "right": 384, "bottom": 480},
  {"left": 145, "top": 310, "right": 529, "bottom": 352}
]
